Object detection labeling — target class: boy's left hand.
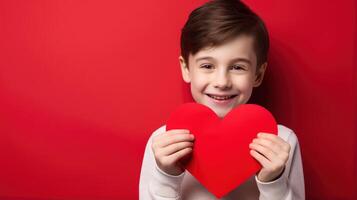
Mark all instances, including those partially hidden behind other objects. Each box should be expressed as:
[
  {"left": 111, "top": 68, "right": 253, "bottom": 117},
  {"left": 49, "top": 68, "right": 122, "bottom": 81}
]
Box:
[{"left": 249, "top": 132, "right": 291, "bottom": 182}]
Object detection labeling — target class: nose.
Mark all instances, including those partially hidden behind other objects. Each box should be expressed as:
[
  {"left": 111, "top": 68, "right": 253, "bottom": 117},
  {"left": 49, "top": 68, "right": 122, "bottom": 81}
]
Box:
[{"left": 213, "top": 69, "right": 232, "bottom": 90}]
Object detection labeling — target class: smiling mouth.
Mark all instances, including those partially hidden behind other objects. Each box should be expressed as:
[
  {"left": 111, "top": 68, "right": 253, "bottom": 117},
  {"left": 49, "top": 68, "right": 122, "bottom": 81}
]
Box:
[{"left": 206, "top": 94, "right": 238, "bottom": 100}]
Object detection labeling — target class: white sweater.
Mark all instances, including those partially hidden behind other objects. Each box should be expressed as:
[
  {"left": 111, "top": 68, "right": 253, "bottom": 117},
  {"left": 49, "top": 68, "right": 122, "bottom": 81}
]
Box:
[{"left": 139, "top": 124, "right": 305, "bottom": 200}]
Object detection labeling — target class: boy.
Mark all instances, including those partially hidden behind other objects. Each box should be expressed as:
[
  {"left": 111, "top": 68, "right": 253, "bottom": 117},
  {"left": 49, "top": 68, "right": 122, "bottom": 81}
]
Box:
[{"left": 139, "top": 0, "right": 305, "bottom": 199}]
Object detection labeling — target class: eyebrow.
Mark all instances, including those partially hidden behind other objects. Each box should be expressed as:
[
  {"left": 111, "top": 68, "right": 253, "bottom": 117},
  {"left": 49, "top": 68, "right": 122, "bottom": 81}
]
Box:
[{"left": 195, "top": 56, "right": 252, "bottom": 66}]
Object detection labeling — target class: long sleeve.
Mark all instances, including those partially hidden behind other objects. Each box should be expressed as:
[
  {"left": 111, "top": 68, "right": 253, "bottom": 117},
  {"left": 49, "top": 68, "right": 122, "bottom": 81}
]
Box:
[
  {"left": 139, "top": 125, "right": 186, "bottom": 200},
  {"left": 255, "top": 127, "right": 305, "bottom": 200}
]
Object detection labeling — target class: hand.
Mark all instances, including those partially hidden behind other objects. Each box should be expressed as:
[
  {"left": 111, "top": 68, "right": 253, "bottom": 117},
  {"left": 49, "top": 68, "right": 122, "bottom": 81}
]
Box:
[
  {"left": 151, "top": 129, "right": 195, "bottom": 176},
  {"left": 249, "top": 132, "right": 291, "bottom": 182}
]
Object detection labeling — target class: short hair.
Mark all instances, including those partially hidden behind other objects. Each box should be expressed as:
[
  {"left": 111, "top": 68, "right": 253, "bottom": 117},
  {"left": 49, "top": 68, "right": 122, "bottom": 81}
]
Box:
[{"left": 180, "top": 0, "right": 269, "bottom": 71}]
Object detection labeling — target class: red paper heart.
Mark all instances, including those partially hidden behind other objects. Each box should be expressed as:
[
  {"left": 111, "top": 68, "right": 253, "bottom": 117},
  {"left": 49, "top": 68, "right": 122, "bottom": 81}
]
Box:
[{"left": 166, "top": 103, "right": 277, "bottom": 198}]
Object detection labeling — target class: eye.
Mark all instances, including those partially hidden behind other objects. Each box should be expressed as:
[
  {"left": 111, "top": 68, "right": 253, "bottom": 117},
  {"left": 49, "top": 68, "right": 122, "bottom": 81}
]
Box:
[
  {"left": 200, "top": 64, "right": 213, "bottom": 69},
  {"left": 230, "top": 65, "right": 245, "bottom": 71}
]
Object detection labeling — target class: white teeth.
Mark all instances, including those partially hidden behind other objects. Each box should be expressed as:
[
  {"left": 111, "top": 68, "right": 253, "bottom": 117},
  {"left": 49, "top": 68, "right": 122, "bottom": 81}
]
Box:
[{"left": 208, "top": 94, "right": 235, "bottom": 100}]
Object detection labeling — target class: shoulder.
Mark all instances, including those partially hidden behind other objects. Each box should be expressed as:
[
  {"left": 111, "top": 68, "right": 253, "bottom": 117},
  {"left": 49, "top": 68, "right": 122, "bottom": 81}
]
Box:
[{"left": 277, "top": 124, "right": 299, "bottom": 146}]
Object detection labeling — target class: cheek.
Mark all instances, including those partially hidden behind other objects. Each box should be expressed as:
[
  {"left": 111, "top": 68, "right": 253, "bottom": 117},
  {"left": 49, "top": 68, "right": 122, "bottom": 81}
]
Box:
[
  {"left": 190, "top": 72, "right": 209, "bottom": 91},
  {"left": 233, "top": 77, "right": 254, "bottom": 105},
  {"left": 190, "top": 76, "right": 208, "bottom": 103},
  {"left": 234, "top": 76, "right": 254, "bottom": 91}
]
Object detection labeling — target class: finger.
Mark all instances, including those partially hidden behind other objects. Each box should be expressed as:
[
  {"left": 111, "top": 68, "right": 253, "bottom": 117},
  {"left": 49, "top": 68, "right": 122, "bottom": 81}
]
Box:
[
  {"left": 258, "top": 133, "right": 285, "bottom": 145},
  {"left": 258, "top": 133, "right": 290, "bottom": 151},
  {"left": 249, "top": 143, "right": 278, "bottom": 162},
  {"left": 253, "top": 138, "right": 290, "bottom": 162},
  {"left": 154, "top": 129, "right": 189, "bottom": 141},
  {"left": 161, "top": 141, "right": 194, "bottom": 156},
  {"left": 250, "top": 149, "right": 271, "bottom": 168},
  {"left": 157, "top": 132, "right": 194, "bottom": 148},
  {"left": 252, "top": 138, "right": 282, "bottom": 155},
  {"left": 166, "top": 147, "right": 193, "bottom": 164},
  {"left": 166, "top": 129, "right": 190, "bottom": 135},
  {"left": 154, "top": 129, "right": 189, "bottom": 140}
]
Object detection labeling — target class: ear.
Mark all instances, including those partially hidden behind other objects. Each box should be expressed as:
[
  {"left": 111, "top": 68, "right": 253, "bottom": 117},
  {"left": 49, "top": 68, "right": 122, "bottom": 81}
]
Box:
[
  {"left": 179, "top": 55, "right": 191, "bottom": 83},
  {"left": 253, "top": 62, "right": 267, "bottom": 87}
]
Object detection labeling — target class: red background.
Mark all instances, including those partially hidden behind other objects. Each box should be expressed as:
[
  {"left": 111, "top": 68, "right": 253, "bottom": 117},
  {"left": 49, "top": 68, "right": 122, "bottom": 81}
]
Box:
[{"left": 0, "top": 0, "right": 356, "bottom": 199}]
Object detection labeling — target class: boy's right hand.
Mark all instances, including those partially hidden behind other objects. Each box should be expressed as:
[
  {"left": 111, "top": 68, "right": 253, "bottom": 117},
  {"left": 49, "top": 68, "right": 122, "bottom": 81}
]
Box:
[{"left": 151, "top": 129, "right": 195, "bottom": 176}]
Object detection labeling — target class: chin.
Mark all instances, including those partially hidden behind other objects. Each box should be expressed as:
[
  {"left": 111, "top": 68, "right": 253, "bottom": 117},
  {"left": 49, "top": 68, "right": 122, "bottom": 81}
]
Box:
[{"left": 213, "top": 108, "right": 231, "bottom": 119}]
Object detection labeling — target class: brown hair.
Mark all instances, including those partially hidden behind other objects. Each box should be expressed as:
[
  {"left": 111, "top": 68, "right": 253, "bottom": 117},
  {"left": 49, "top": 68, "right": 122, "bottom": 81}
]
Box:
[{"left": 180, "top": 0, "right": 269, "bottom": 71}]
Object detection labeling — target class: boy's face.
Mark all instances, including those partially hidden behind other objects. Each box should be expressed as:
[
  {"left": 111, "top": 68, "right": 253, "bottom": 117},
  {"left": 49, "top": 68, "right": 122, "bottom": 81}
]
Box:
[{"left": 179, "top": 34, "right": 267, "bottom": 118}]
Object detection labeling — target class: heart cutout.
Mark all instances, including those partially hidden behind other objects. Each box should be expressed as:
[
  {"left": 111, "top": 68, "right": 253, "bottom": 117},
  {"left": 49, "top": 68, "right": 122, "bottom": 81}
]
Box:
[{"left": 166, "top": 103, "right": 277, "bottom": 198}]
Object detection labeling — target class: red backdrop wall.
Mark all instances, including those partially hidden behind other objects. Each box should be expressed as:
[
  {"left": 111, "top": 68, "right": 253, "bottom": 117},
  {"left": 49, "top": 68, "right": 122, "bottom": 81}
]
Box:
[{"left": 0, "top": 0, "right": 356, "bottom": 199}]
